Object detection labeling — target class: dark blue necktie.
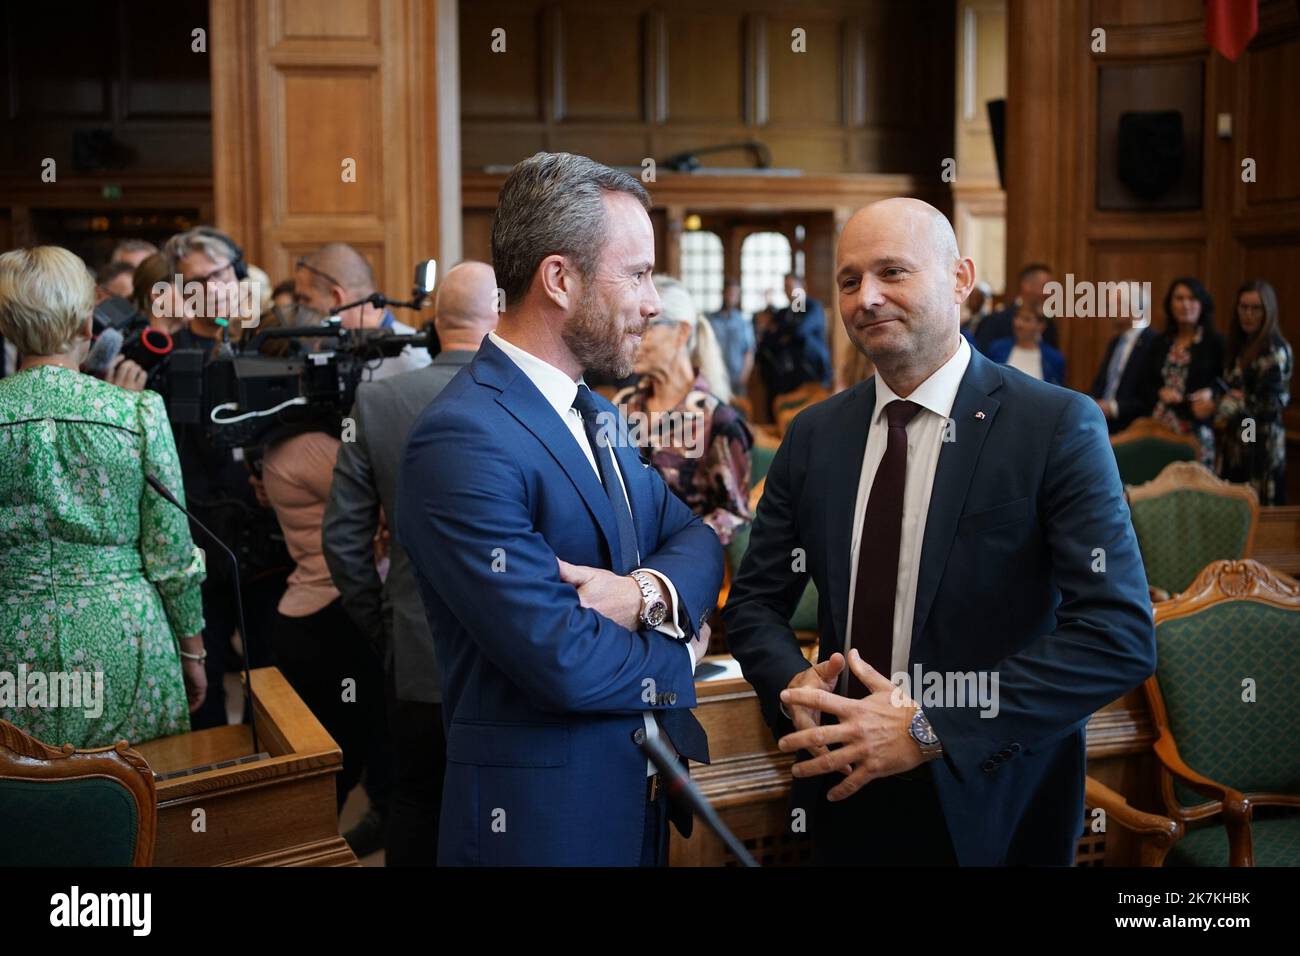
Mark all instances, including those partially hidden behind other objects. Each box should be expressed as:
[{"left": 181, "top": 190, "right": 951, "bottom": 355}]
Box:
[{"left": 572, "top": 384, "right": 638, "bottom": 574}]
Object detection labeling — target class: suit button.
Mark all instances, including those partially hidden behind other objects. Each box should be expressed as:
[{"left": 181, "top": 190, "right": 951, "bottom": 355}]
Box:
[
  {"left": 981, "top": 759, "right": 997, "bottom": 772},
  {"left": 999, "top": 749, "right": 1013, "bottom": 759},
  {"left": 632, "top": 728, "right": 646, "bottom": 745},
  {"left": 1009, "top": 743, "right": 1021, "bottom": 753}
]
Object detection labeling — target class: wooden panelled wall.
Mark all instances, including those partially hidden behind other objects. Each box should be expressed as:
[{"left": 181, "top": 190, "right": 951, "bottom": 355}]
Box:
[
  {"left": 208, "top": 0, "right": 461, "bottom": 299},
  {"left": 952, "top": 0, "right": 1007, "bottom": 297},
  {"left": 459, "top": 0, "right": 954, "bottom": 176},
  {"left": 1006, "top": 0, "right": 1300, "bottom": 399},
  {"left": 0, "top": 0, "right": 214, "bottom": 260}
]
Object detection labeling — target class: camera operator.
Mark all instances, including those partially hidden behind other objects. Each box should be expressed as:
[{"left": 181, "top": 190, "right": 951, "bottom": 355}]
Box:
[
  {"left": 323, "top": 260, "right": 498, "bottom": 865},
  {"left": 158, "top": 227, "right": 291, "bottom": 731},
  {"left": 293, "top": 242, "right": 432, "bottom": 381}
]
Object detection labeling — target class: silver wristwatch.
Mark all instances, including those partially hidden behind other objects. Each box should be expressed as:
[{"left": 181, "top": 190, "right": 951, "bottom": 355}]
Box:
[
  {"left": 630, "top": 570, "right": 668, "bottom": 628},
  {"left": 909, "top": 708, "right": 943, "bottom": 761}
]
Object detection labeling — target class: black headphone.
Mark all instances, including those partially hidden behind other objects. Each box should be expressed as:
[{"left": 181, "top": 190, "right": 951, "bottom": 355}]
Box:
[{"left": 194, "top": 227, "right": 248, "bottom": 281}]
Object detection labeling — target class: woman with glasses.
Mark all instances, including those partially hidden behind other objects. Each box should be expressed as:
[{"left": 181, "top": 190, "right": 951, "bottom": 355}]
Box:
[
  {"left": 613, "top": 275, "right": 753, "bottom": 546},
  {"left": 1214, "top": 279, "right": 1292, "bottom": 504}
]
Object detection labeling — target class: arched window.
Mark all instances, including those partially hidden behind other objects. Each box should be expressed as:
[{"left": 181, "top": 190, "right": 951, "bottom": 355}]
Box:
[
  {"left": 740, "top": 231, "right": 793, "bottom": 315},
  {"left": 679, "top": 229, "right": 724, "bottom": 314}
]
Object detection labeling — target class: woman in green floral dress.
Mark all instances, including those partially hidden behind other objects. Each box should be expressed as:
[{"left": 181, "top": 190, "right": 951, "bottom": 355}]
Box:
[{"left": 0, "top": 246, "right": 206, "bottom": 748}]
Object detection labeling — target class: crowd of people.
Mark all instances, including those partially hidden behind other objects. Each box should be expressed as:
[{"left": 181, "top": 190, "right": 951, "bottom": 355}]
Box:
[{"left": 0, "top": 172, "right": 1288, "bottom": 866}]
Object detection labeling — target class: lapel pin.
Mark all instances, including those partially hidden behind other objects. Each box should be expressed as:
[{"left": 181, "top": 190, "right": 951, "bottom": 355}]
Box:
[{"left": 974, "top": 411, "right": 986, "bottom": 420}]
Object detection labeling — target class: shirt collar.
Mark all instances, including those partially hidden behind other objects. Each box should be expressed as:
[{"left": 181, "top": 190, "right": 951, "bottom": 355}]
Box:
[
  {"left": 873, "top": 334, "right": 972, "bottom": 425},
  {"left": 489, "top": 331, "right": 582, "bottom": 418}
]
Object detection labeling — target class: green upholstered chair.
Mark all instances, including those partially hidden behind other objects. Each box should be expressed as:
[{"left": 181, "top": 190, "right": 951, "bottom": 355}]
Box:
[
  {"left": 1111, "top": 416, "right": 1199, "bottom": 487},
  {"left": 1127, "top": 462, "right": 1259, "bottom": 599},
  {"left": 1085, "top": 560, "right": 1300, "bottom": 866},
  {"left": 773, "top": 383, "right": 830, "bottom": 436},
  {"left": 750, "top": 431, "right": 781, "bottom": 485},
  {"left": 0, "top": 720, "right": 157, "bottom": 866}
]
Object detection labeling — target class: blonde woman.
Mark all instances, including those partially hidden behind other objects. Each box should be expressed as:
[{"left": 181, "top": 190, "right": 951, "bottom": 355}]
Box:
[
  {"left": 0, "top": 247, "right": 206, "bottom": 747},
  {"left": 614, "top": 275, "right": 753, "bottom": 545}
]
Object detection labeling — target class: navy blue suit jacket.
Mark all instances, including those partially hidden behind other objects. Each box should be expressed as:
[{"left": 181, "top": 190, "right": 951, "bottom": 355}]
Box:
[
  {"left": 723, "top": 347, "right": 1155, "bottom": 864},
  {"left": 397, "top": 337, "right": 723, "bottom": 866}
]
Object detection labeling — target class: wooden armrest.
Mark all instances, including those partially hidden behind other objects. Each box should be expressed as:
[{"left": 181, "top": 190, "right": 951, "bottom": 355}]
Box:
[
  {"left": 1152, "top": 735, "right": 1251, "bottom": 821},
  {"left": 1085, "top": 777, "right": 1181, "bottom": 842}
]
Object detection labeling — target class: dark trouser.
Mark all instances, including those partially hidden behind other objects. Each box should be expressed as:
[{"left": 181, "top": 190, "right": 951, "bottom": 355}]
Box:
[
  {"left": 383, "top": 662, "right": 445, "bottom": 866},
  {"left": 639, "top": 779, "right": 670, "bottom": 867},
  {"left": 189, "top": 569, "right": 286, "bottom": 731},
  {"left": 803, "top": 765, "right": 957, "bottom": 866},
  {"left": 272, "top": 599, "right": 390, "bottom": 813}
]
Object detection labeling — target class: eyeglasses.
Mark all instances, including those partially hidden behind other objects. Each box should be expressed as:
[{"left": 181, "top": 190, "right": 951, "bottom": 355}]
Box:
[
  {"left": 1237, "top": 303, "right": 1265, "bottom": 315},
  {"left": 190, "top": 260, "right": 235, "bottom": 286}
]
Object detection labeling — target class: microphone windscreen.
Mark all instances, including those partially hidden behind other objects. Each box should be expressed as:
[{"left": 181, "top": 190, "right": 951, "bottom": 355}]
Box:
[{"left": 83, "top": 326, "right": 123, "bottom": 375}]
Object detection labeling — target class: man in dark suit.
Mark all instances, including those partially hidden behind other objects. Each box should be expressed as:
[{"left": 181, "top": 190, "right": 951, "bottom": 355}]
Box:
[
  {"left": 723, "top": 198, "right": 1155, "bottom": 866},
  {"left": 322, "top": 260, "right": 499, "bottom": 866},
  {"left": 973, "top": 262, "right": 1059, "bottom": 354},
  {"left": 1089, "top": 308, "right": 1159, "bottom": 433},
  {"left": 397, "top": 152, "right": 722, "bottom": 866},
  {"left": 755, "top": 272, "right": 832, "bottom": 406}
]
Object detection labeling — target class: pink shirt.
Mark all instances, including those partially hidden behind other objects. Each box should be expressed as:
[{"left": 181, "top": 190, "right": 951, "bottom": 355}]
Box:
[{"left": 262, "top": 431, "right": 342, "bottom": 617}]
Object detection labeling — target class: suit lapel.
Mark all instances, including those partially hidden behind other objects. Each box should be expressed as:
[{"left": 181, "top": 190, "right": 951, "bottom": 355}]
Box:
[
  {"left": 910, "top": 352, "right": 1003, "bottom": 655},
  {"left": 824, "top": 380, "right": 876, "bottom": 660},
  {"left": 474, "top": 341, "right": 623, "bottom": 565}
]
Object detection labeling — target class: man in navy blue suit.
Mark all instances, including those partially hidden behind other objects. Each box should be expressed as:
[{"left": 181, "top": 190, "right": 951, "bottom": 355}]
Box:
[
  {"left": 723, "top": 198, "right": 1155, "bottom": 865},
  {"left": 397, "top": 152, "right": 722, "bottom": 866}
]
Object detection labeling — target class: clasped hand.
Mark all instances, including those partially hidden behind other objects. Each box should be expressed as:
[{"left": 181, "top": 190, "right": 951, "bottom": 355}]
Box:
[{"left": 778, "top": 649, "right": 926, "bottom": 801}]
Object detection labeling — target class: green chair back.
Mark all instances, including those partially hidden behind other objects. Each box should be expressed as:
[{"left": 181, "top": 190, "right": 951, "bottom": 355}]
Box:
[
  {"left": 751, "top": 444, "right": 777, "bottom": 484},
  {"left": 1113, "top": 438, "right": 1196, "bottom": 487},
  {"left": 1155, "top": 599, "right": 1300, "bottom": 806},
  {"left": 1131, "top": 491, "right": 1254, "bottom": 594},
  {"left": 0, "top": 777, "right": 141, "bottom": 866}
]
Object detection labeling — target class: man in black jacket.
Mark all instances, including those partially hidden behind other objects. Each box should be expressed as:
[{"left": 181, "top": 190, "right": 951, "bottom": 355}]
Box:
[{"left": 1089, "top": 310, "right": 1159, "bottom": 433}]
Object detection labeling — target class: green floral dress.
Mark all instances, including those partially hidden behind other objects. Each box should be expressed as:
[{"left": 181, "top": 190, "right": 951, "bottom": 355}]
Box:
[{"left": 0, "top": 366, "right": 205, "bottom": 748}]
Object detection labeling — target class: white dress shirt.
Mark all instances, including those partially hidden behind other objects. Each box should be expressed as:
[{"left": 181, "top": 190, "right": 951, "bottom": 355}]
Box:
[
  {"left": 1006, "top": 344, "right": 1043, "bottom": 381},
  {"left": 842, "top": 335, "right": 972, "bottom": 688},
  {"left": 489, "top": 332, "right": 694, "bottom": 772}
]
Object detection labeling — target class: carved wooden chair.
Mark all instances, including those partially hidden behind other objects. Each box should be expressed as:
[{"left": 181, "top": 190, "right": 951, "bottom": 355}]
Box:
[
  {"left": 1085, "top": 560, "right": 1300, "bottom": 865},
  {"left": 1110, "top": 416, "right": 1199, "bottom": 487},
  {"left": 1127, "top": 461, "right": 1259, "bottom": 601},
  {"left": 0, "top": 720, "right": 157, "bottom": 866}
]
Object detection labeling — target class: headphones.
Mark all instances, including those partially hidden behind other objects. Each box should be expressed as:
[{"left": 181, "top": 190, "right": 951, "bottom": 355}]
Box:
[{"left": 194, "top": 227, "right": 248, "bottom": 281}]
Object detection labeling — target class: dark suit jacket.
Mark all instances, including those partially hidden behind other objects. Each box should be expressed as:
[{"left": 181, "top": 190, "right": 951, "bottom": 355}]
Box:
[
  {"left": 722, "top": 347, "right": 1155, "bottom": 865},
  {"left": 396, "top": 336, "right": 723, "bottom": 865},
  {"left": 757, "top": 298, "right": 832, "bottom": 397},
  {"left": 1088, "top": 327, "right": 1159, "bottom": 433},
  {"left": 1139, "top": 329, "right": 1227, "bottom": 428},
  {"left": 974, "top": 306, "right": 1060, "bottom": 355},
  {"left": 322, "top": 349, "right": 476, "bottom": 704}
]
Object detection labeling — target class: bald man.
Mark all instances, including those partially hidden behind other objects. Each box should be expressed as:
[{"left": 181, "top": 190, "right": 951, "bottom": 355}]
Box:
[
  {"left": 295, "top": 241, "right": 432, "bottom": 380},
  {"left": 724, "top": 198, "right": 1154, "bottom": 865},
  {"left": 323, "top": 260, "right": 499, "bottom": 865}
]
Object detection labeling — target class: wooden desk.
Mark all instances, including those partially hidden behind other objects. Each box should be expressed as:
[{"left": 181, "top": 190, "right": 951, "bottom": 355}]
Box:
[
  {"left": 671, "top": 655, "right": 1158, "bottom": 866},
  {"left": 134, "top": 667, "right": 357, "bottom": 867}
]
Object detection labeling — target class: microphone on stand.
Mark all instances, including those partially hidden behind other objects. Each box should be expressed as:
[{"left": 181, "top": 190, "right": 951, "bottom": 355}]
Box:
[
  {"left": 144, "top": 471, "right": 260, "bottom": 756},
  {"left": 639, "top": 731, "right": 759, "bottom": 867}
]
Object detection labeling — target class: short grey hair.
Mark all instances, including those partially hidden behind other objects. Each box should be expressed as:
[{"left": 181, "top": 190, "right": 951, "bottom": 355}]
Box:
[
  {"left": 491, "top": 151, "right": 651, "bottom": 307},
  {"left": 164, "top": 228, "right": 236, "bottom": 271}
]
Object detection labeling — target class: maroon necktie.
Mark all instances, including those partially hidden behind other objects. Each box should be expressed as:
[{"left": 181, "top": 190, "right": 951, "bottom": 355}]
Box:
[{"left": 847, "top": 399, "right": 921, "bottom": 698}]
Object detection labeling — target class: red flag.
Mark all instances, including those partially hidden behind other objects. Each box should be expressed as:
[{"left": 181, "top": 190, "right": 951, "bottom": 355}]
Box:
[{"left": 1205, "top": 0, "right": 1258, "bottom": 61}]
